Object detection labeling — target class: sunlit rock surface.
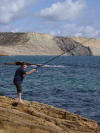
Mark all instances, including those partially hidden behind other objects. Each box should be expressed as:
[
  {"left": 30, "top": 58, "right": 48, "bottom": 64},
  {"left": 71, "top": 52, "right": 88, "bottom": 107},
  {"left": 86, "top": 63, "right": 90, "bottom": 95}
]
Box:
[{"left": 0, "top": 96, "right": 100, "bottom": 133}]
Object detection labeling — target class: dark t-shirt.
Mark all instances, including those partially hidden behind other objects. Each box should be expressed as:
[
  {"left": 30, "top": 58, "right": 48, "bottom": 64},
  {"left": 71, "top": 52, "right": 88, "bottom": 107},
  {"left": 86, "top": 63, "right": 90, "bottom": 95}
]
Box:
[{"left": 14, "top": 67, "right": 26, "bottom": 84}]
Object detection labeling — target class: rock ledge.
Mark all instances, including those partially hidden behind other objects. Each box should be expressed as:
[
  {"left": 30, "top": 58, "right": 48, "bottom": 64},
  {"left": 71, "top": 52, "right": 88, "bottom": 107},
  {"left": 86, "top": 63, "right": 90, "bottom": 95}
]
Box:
[{"left": 0, "top": 96, "right": 100, "bottom": 133}]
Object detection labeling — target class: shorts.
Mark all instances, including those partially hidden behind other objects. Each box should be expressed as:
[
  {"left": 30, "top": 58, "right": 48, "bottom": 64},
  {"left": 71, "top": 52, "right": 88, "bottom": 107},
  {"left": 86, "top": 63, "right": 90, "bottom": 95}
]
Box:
[{"left": 13, "top": 80, "right": 22, "bottom": 93}]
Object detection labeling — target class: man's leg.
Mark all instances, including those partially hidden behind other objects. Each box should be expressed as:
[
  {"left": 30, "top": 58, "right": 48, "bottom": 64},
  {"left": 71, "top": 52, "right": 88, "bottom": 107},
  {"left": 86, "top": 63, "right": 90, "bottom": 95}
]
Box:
[
  {"left": 17, "top": 92, "right": 22, "bottom": 103},
  {"left": 15, "top": 83, "right": 23, "bottom": 103}
]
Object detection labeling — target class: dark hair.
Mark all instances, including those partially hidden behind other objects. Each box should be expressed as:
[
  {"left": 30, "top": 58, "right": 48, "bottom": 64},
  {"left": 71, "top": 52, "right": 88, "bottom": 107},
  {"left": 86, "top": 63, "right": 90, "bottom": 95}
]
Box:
[
  {"left": 21, "top": 62, "right": 27, "bottom": 66},
  {"left": 15, "top": 61, "right": 28, "bottom": 66}
]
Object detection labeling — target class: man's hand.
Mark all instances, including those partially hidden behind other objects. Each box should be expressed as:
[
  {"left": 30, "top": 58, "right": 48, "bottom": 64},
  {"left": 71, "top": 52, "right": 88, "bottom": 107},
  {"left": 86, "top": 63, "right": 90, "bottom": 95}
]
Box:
[{"left": 26, "top": 68, "right": 36, "bottom": 75}]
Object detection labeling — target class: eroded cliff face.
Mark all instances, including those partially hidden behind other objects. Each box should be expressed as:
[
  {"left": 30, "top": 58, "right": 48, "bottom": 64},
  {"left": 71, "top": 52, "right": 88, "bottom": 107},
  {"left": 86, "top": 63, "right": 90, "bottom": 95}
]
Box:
[
  {"left": 0, "top": 96, "right": 100, "bottom": 133},
  {"left": 73, "top": 37, "right": 100, "bottom": 56},
  {"left": 0, "top": 32, "right": 92, "bottom": 56},
  {"left": 55, "top": 37, "right": 92, "bottom": 56}
]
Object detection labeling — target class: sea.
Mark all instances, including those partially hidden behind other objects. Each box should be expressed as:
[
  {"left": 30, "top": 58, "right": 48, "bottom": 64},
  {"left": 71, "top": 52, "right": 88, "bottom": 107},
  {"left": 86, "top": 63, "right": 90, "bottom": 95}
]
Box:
[{"left": 0, "top": 55, "right": 100, "bottom": 127}]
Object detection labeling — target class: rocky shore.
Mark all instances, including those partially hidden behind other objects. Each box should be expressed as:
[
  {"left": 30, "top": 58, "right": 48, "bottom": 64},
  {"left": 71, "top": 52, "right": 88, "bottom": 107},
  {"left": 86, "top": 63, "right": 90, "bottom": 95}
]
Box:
[
  {"left": 0, "top": 96, "right": 100, "bottom": 133},
  {"left": 0, "top": 32, "right": 93, "bottom": 56}
]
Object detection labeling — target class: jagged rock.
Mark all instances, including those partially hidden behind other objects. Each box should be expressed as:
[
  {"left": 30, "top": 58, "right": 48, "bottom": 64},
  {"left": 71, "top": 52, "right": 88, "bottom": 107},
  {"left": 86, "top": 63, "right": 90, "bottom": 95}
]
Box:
[
  {"left": 0, "top": 96, "right": 100, "bottom": 133},
  {"left": 55, "top": 37, "right": 92, "bottom": 56}
]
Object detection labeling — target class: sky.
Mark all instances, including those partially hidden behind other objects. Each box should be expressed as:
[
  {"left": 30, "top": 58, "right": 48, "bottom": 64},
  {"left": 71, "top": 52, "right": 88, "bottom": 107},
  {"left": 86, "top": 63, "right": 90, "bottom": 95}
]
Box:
[{"left": 0, "top": 0, "right": 100, "bottom": 38}]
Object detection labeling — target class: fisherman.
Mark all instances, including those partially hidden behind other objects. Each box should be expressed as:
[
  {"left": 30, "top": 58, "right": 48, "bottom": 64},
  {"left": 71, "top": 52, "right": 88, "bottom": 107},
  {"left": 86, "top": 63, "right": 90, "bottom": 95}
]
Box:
[{"left": 13, "top": 62, "right": 36, "bottom": 103}]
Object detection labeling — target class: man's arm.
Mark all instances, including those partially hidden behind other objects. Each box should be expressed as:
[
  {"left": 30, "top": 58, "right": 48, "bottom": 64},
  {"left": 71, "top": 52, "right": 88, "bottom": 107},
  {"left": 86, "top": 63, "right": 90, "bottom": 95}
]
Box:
[{"left": 25, "top": 69, "right": 36, "bottom": 75}]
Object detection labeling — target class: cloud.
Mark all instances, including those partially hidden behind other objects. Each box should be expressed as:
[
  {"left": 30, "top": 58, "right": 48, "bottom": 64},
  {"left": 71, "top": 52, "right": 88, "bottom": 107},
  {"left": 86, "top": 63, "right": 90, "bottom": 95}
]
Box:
[
  {"left": 39, "top": 0, "right": 86, "bottom": 21},
  {"left": 75, "top": 26, "right": 100, "bottom": 38},
  {"left": 0, "top": 0, "right": 38, "bottom": 24},
  {"left": 53, "top": 24, "right": 100, "bottom": 38},
  {"left": 0, "top": 23, "right": 21, "bottom": 32}
]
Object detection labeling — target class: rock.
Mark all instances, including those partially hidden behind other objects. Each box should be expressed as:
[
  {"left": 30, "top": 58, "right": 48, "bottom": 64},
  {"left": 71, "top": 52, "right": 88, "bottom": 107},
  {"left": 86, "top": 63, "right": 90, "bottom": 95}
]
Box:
[
  {"left": 73, "top": 37, "right": 100, "bottom": 56},
  {"left": 55, "top": 37, "right": 92, "bottom": 56},
  {"left": 0, "top": 32, "right": 92, "bottom": 56},
  {"left": 0, "top": 96, "right": 100, "bottom": 133}
]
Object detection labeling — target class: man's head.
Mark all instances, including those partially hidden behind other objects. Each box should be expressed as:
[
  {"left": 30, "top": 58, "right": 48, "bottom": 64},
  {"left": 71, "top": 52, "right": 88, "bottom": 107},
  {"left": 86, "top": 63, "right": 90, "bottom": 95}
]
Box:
[{"left": 21, "top": 62, "right": 27, "bottom": 69}]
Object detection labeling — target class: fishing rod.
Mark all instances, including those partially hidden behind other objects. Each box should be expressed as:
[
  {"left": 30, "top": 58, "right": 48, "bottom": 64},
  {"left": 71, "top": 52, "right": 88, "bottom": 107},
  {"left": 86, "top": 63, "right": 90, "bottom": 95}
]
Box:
[
  {"left": 3, "top": 52, "right": 66, "bottom": 68},
  {"left": 3, "top": 37, "right": 93, "bottom": 68},
  {"left": 36, "top": 52, "right": 66, "bottom": 69}
]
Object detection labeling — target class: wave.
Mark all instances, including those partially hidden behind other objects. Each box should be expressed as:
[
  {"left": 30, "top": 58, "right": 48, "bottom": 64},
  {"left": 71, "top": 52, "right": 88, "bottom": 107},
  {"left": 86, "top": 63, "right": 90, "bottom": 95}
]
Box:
[{"left": 31, "top": 64, "right": 65, "bottom": 68}]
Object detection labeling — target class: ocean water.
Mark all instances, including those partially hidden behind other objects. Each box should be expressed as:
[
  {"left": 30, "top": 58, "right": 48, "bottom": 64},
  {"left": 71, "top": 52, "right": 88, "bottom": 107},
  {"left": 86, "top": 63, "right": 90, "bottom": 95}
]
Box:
[{"left": 0, "top": 56, "right": 100, "bottom": 126}]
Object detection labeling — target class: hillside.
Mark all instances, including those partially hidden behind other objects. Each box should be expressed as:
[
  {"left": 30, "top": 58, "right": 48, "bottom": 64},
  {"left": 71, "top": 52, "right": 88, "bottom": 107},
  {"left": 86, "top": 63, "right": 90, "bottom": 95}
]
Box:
[{"left": 0, "top": 32, "right": 92, "bottom": 56}]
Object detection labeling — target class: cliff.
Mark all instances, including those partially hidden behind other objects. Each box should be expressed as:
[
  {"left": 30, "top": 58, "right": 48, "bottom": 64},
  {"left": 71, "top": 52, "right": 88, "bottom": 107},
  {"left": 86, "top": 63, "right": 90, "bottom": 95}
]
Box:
[
  {"left": 73, "top": 37, "right": 100, "bottom": 56},
  {"left": 0, "top": 32, "right": 92, "bottom": 56},
  {"left": 55, "top": 37, "right": 92, "bottom": 56},
  {"left": 0, "top": 96, "right": 100, "bottom": 133}
]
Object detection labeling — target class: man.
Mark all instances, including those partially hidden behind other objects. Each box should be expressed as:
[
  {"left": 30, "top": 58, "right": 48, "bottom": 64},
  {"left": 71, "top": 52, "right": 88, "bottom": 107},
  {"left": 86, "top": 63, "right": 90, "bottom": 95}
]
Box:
[{"left": 13, "top": 62, "right": 36, "bottom": 103}]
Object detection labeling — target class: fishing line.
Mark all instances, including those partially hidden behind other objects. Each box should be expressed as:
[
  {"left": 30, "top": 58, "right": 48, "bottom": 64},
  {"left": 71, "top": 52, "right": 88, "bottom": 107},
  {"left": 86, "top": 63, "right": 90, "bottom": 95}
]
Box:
[
  {"left": 2, "top": 36, "right": 95, "bottom": 67},
  {"left": 36, "top": 52, "right": 65, "bottom": 69}
]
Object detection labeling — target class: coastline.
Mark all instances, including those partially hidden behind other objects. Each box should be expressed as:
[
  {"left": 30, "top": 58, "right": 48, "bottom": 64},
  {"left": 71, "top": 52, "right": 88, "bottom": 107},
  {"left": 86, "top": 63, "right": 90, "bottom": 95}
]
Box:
[{"left": 0, "top": 32, "right": 92, "bottom": 56}]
